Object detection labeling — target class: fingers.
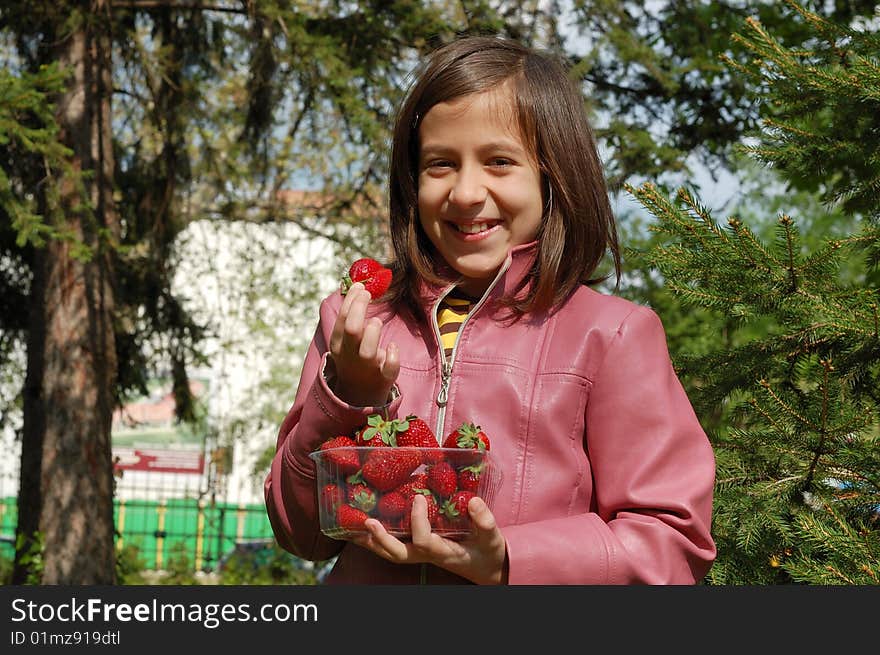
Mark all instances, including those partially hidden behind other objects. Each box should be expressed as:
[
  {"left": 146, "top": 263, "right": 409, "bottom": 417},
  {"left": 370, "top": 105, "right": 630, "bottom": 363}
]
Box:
[
  {"left": 330, "top": 282, "right": 365, "bottom": 353},
  {"left": 361, "top": 518, "right": 409, "bottom": 561},
  {"left": 381, "top": 341, "right": 400, "bottom": 383},
  {"left": 343, "top": 289, "right": 371, "bottom": 348},
  {"left": 359, "top": 317, "right": 383, "bottom": 359},
  {"left": 468, "top": 496, "right": 500, "bottom": 538},
  {"left": 409, "top": 494, "right": 433, "bottom": 545},
  {"left": 330, "top": 283, "right": 385, "bottom": 363}
]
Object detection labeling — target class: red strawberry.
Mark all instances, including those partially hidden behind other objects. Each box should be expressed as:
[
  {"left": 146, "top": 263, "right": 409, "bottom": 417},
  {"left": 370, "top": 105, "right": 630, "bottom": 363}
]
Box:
[
  {"left": 426, "top": 460, "right": 458, "bottom": 499},
  {"left": 341, "top": 257, "right": 393, "bottom": 299},
  {"left": 361, "top": 448, "right": 422, "bottom": 492},
  {"left": 320, "top": 483, "right": 344, "bottom": 516},
  {"left": 400, "top": 491, "right": 441, "bottom": 530},
  {"left": 377, "top": 490, "right": 409, "bottom": 520},
  {"left": 396, "top": 414, "right": 443, "bottom": 463},
  {"left": 318, "top": 436, "right": 361, "bottom": 474},
  {"left": 441, "top": 490, "right": 476, "bottom": 530},
  {"left": 355, "top": 414, "right": 404, "bottom": 447},
  {"left": 441, "top": 490, "right": 476, "bottom": 519},
  {"left": 336, "top": 504, "right": 370, "bottom": 531},
  {"left": 442, "top": 421, "right": 490, "bottom": 452},
  {"left": 396, "top": 472, "right": 429, "bottom": 499},
  {"left": 347, "top": 483, "right": 378, "bottom": 514},
  {"left": 422, "top": 493, "right": 442, "bottom": 529},
  {"left": 457, "top": 463, "right": 484, "bottom": 493}
]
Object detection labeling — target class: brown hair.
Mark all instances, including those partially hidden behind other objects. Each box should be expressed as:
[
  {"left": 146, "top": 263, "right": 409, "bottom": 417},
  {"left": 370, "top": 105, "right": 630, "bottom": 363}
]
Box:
[{"left": 386, "top": 35, "right": 619, "bottom": 322}]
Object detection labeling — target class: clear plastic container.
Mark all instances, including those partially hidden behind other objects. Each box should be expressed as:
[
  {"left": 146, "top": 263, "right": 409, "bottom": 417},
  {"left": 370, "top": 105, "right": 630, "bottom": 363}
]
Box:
[{"left": 309, "top": 446, "right": 502, "bottom": 541}]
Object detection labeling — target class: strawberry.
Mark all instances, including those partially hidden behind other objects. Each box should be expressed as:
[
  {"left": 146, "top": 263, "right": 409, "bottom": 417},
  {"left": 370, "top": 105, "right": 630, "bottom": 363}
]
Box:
[
  {"left": 396, "top": 414, "right": 443, "bottom": 463},
  {"left": 377, "top": 490, "right": 409, "bottom": 520},
  {"left": 355, "top": 414, "right": 405, "bottom": 447},
  {"left": 361, "top": 448, "right": 422, "bottom": 492},
  {"left": 318, "top": 435, "right": 361, "bottom": 474},
  {"left": 442, "top": 421, "right": 490, "bottom": 452},
  {"left": 400, "top": 491, "right": 441, "bottom": 530},
  {"left": 341, "top": 257, "right": 393, "bottom": 299},
  {"left": 426, "top": 460, "right": 458, "bottom": 499},
  {"left": 336, "top": 504, "right": 370, "bottom": 531},
  {"left": 396, "top": 472, "right": 429, "bottom": 499},
  {"left": 422, "top": 493, "right": 442, "bottom": 529},
  {"left": 347, "top": 483, "right": 378, "bottom": 514},
  {"left": 320, "top": 483, "right": 344, "bottom": 516},
  {"left": 457, "top": 463, "right": 484, "bottom": 493},
  {"left": 441, "top": 490, "right": 476, "bottom": 529},
  {"left": 443, "top": 421, "right": 490, "bottom": 466}
]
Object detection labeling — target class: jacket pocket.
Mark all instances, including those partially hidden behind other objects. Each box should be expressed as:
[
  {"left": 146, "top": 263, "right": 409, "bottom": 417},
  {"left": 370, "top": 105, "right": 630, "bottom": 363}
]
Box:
[{"left": 516, "top": 372, "right": 592, "bottom": 522}]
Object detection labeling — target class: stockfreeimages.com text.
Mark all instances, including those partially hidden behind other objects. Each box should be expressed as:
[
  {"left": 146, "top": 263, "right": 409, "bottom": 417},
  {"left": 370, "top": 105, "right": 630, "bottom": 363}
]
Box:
[{"left": 10, "top": 597, "right": 317, "bottom": 630}]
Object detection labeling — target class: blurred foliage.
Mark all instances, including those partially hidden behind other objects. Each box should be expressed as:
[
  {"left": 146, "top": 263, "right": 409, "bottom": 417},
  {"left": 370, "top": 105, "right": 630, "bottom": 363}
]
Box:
[{"left": 628, "top": 1, "right": 880, "bottom": 584}]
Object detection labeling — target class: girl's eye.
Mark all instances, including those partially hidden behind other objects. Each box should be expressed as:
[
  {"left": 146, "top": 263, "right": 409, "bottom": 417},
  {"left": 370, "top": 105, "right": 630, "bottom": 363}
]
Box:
[
  {"left": 488, "top": 157, "right": 514, "bottom": 168},
  {"left": 425, "top": 159, "right": 454, "bottom": 169}
]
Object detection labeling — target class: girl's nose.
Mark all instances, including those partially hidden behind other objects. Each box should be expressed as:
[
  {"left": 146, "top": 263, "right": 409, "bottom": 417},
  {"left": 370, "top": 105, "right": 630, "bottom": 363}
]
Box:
[{"left": 448, "top": 168, "right": 487, "bottom": 206}]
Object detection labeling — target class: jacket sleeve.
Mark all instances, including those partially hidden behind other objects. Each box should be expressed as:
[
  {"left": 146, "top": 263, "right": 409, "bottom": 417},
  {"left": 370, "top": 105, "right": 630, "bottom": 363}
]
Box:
[
  {"left": 502, "top": 306, "right": 716, "bottom": 584},
  {"left": 263, "top": 292, "right": 402, "bottom": 562}
]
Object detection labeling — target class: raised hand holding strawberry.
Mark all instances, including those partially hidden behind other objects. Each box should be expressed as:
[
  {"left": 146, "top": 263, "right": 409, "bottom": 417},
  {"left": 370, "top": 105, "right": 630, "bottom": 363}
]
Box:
[{"left": 328, "top": 260, "right": 400, "bottom": 408}]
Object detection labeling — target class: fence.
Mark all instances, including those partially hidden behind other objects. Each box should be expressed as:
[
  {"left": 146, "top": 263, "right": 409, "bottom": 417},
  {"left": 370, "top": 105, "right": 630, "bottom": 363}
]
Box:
[{"left": 0, "top": 495, "right": 276, "bottom": 573}]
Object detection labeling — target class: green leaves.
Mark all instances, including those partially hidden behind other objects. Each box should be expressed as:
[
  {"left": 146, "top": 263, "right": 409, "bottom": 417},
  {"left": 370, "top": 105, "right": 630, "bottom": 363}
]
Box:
[
  {"left": 0, "top": 63, "right": 83, "bottom": 251},
  {"left": 728, "top": 0, "right": 880, "bottom": 219},
  {"left": 631, "top": 2, "right": 880, "bottom": 585}
]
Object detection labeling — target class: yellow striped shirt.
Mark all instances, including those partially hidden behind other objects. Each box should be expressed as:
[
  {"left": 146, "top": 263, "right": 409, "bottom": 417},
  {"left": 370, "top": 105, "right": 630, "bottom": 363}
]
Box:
[{"left": 437, "top": 288, "right": 477, "bottom": 361}]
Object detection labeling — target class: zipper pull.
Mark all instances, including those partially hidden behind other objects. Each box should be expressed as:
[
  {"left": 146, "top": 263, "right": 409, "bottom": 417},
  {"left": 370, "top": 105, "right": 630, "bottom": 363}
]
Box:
[{"left": 437, "top": 361, "right": 452, "bottom": 407}]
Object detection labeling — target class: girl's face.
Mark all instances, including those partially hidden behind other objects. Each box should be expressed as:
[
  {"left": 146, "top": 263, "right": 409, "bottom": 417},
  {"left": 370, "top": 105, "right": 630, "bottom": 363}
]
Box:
[{"left": 417, "top": 86, "right": 543, "bottom": 297}]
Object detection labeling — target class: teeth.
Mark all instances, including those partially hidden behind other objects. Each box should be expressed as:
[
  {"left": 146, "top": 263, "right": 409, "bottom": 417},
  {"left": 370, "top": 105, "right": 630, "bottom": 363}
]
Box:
[{"left": 457, "top": 223, "right": 492, "bottom": 234}]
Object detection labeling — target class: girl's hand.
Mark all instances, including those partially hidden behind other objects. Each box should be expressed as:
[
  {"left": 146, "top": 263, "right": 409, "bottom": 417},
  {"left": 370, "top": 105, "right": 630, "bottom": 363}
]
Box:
[
  {"left": 328, "top": 282, "right": 400, "bottom": 407},
  {"left": 350, "top": 495, "right": 509, "bottom": 585}
]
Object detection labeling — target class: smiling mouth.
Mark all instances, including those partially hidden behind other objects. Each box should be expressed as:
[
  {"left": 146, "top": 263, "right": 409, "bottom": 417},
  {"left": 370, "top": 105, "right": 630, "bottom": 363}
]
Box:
[{"left": 453, "top": 221, "right": 499, "bottom": 234}]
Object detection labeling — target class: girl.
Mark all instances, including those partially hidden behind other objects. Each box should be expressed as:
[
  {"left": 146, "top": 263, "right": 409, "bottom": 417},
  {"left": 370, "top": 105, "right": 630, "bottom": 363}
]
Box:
[{"left": 265, "top": 36, "right": 716, "bottom": 584}]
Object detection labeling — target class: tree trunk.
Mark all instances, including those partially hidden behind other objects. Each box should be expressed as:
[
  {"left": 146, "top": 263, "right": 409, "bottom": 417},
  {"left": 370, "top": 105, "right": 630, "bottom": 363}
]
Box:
[
  {"left": 15, "top": 1, "right": 119, "bottom": 584},
  {"left": 13, "top": 259, "right": 47, "bottom": 585}
]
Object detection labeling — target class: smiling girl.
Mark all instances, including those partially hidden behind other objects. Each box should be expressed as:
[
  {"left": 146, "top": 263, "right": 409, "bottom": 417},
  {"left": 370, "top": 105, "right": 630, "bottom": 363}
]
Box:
[{"left": 265, "top": 36, "right": 716, "bottom": 585}]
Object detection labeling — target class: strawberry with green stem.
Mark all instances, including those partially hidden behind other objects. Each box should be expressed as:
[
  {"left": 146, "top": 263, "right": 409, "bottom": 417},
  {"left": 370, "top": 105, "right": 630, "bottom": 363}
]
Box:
[
  {"left": 356, "top": 413, "right": 406, "bottom": 447},
  {"left": 346, "top": 482, "right": 378, "bottom": 515},
  {"left": 340, "top": 258, "right": 392, "bottom": 299},
  {"left": 442, "top": 421, "right": 490, "bottom": 466},
  {"left": 457, "top": 462, "right": 484, "bottom": 493},
  {"left": 442, "top": 421, "right": 490, "bottom": 452},
  {"left": 396, "top": 472, "right": 429, "bottom": 500},
  {"left": 440, "top": 490, "right": 476, "bottom": 529}
]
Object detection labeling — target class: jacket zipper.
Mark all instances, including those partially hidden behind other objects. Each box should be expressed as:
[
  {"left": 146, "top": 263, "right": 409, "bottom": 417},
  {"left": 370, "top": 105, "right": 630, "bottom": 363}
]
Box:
[
  {"left": 430, "top": 257, "right": 512, "bottom": 438},
  {"left": 421, "top": 257, "right": 513, "bottom": 585}
]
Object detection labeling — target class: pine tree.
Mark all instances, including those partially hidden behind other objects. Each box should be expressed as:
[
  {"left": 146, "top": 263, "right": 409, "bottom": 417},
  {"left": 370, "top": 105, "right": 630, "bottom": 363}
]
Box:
[{"left": 629, "top": 1, "right": 879, "bottom": 584}]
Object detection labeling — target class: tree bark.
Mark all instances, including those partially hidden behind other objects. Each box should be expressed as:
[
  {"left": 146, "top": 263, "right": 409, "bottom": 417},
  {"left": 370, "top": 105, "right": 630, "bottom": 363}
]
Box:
[{"left": 16, "top": 1, "right": 120, "bottom": 584}]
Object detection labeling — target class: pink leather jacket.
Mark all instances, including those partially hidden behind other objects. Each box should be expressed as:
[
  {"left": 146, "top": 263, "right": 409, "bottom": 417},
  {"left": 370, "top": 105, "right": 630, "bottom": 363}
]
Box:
[{"left": 265, "top": 242, "right": 716, "bottom": 584}]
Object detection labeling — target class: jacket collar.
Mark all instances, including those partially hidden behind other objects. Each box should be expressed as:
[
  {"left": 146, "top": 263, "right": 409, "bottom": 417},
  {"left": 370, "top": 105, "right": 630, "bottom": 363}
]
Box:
[{"left": 420, "top": 240, "right": 539, "bottom": 311}]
